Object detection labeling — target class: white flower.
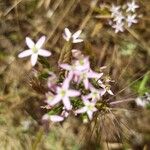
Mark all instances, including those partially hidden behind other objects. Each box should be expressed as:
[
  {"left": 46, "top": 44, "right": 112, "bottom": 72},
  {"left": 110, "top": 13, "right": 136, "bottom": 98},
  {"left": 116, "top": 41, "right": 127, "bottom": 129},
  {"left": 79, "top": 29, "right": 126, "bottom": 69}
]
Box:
[
  {"left": 63, "top": 28, "right": 83, "bottom": 43},
  {"left": 110, "top": 4, "right": 121, "bottom": 17},
  {"left": 126, "top": 1, "right": 139, "bottom": 12},
  {"left": 126, "top": 14, "right": 138, "bottom": 27},
  {"left": 112, "top": 22, "right": 124, "bottom": 33},
  {"left": 42, "top": 114, "right": 64, "bottom": 122},
  {"left": 75, "top": 99, "right": 98, "bottom": 120},
  {"left": 48, "top": 77, "right": 80, "bottom": 110},
  {"left": 18, "top": 36, "right": 51, "bottom": 66},
  {"left": 113, "top": 12, "right": 125, "bottom": 23}
]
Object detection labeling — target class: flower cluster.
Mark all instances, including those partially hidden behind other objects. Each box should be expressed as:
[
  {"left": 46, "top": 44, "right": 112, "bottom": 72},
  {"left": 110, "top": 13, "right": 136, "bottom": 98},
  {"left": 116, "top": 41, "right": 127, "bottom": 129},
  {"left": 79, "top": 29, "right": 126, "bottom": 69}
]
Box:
[
  {"left": 109, "top": 1, "right": 140, "bottom": 33},
  {"left": 42, "top": 50, "right": 114, "bottom": 123}
]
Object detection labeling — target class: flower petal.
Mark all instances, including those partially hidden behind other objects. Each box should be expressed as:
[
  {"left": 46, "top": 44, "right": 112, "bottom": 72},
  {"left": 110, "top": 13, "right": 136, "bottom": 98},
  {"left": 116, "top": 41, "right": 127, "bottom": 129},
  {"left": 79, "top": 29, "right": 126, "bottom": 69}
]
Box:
[
  {"left": 26, "top": 37, "right": 35, "bottom": 48},
  {"left": 62, "top": 77, "right": 70, "bottom": 89},
  {"left": 38, "top": 49, "right": 51, "bottom": 57},
  {"left": 68, "top": 89, "right": 80, "bottom": 97},
  {"left": 107, "top": 89, "right": 114, "bottom": 95},
  {"left": 72, "top": 30, "right": 82, "bottom": 39},
  {"left": 36, "top": 36, "right": 46, "bottom": 49},
  {"left": 63, "top": 34, "right": 70, "bottom": 41},
  {"left": 59, "top": 64, "right": 71, "bottom": 71},
  {"left": 87, "top": 111, "right": 93, "bottom": 120},
  {"left": 83, "top": 78, "right": 89, "bottom": 89},
  {"left": 49, "top": 95, "right": 61, "bottom": 106},
  {"left": 88, "top": 71, "right": 103, "bottom": 79},
  {"left": 62, "top": 97, "right": 72, "bottom": 110},
  {"left": 50, "top": 115, "right": 64, "bottom": 122},
  {"left": 72, "top": 39, "right": 83, "bottom": 43},
  {"left": 18, "top": 50, "right": 32, "bottom": 58},
  {"left": 31, "top": 53, "right": 38, "bottom": 66},
  {"left": 75, "top": 106, "right": 87, "bottom": 114},
  {"left": 64, "top": 28, "right": 71, "bottom": 39}
]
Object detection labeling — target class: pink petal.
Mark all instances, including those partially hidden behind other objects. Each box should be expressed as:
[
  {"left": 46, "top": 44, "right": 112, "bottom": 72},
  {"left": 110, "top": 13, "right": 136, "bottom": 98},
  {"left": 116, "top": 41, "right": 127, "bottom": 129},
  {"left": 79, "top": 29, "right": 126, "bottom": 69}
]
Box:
[
  {"left": 36, "top": 36, "right": 46, "bottom": 49},
  {"left": 68, "top": 90, "right": 80, "bottom": 97},
  {"left": 18, "top": 50, "right": 32, "bottom": 58},
  {"left": 83, "top": 78, "right": 89, "bottom": 89},
  {"left": 62, "top": 97, "right": 72, "bottom": 110},
  {"left": 62, "top": 77, "right": 70, "bottom": 89},
  {"left": 38, "top": 49, "right": 51, "bottom": 57},
  {"left": 75, "top": 106, "right": 87, "bottom": 114},
  {"left": 42, "top": 114, "right": 49, "bottom": 120},
  {"left": 50, "top": 115, "right": 64, "bottom": 122},
  {"left": 59, "top": 64, "right": 71, "bottom": 71},
  {"left": 100, "top": 89, "right": 106, "bottom": 96},
  {"left": 88, "top": 71, "right": 103, "bottom": 79},
  {"left": 49, "top": 95, "right": 61, "bottom": 106},
  {"left": 26, "top": 37, "right": 35, "bottom": 48},
  {"left": 31, "top": 53, "right": 38, "bottom": 66}
]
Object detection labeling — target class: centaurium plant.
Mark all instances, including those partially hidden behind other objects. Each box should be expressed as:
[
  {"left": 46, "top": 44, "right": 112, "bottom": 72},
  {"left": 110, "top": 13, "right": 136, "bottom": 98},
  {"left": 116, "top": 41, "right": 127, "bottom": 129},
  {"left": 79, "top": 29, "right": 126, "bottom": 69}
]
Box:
[{"left": 18, "top": 28, "right": 132, "bottom": 125}]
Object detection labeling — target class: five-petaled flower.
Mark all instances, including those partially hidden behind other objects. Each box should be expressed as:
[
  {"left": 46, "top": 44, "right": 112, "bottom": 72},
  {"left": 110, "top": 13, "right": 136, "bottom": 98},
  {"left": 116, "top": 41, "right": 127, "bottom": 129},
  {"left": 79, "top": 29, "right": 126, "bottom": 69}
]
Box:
[
  {"left": 75, "top": 98, "right": 98, "bottom": 120},
  {"left": 18, "top": 36, "right": 51, "bottom": 66},
  {"left": 126, "top": 14, "right": 138, "bottom": 27},
  {"left": 63, "top": 28, "right": 83, "bottom": 43},
  {"left": 48, "top": 77, "right": 80, "bottom": 110},
  {"left": 126, "top": 1, "right": 139, "bottom": 12}
]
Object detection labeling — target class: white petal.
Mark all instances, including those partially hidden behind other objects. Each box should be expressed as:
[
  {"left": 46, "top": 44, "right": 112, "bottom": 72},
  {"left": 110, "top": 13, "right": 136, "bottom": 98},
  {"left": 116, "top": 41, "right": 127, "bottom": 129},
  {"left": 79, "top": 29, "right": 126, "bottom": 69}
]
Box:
[
  {"left": 64, "top": 28, "right": 71, "bottom": 39},
  {"left": 63, "top": 34, "right": 70, "bottom": 41},
  {"left": 62, "top": 97, "right": 72, "bottom": 110},
  {"left": 59, "top": 64, "right": 71, "bottom": 70},
  {"left": 36, "top": 36, "right": 46, "bottom": 49},
  {"left": 68, "top": 90, "right": 80, "bottom": 97},
  {"left": 18, "top": 50, "right": 32, "bottom": 58},
  {"left": 26, "top": 37, "right": 35, "bottom": 48},
  {"left": 72, "top": 39, "right": 83, "bottom": 43},
  {"left": 72, "top": 30, "right": 82, "bottom": 39},
  {"left": 107, "top": 89, "right": 114, "bottom": 95},
  {"left": 75, "top": 106, "right": 87, "bottom": 114},
  {"left": 31, "top": 53, "right": 38, "bottom": 66},
  {"left": 87, "top": 111, "right": 93, "bottom": 120},
  {"left": 49, "top": 95, "right": 61, "bottom": 106},
  {"left": 50, "top": 115, "right": 64, "bottom": 122},
  {"left": 38, "top": 49, "right": 51, "bottom": 57}
]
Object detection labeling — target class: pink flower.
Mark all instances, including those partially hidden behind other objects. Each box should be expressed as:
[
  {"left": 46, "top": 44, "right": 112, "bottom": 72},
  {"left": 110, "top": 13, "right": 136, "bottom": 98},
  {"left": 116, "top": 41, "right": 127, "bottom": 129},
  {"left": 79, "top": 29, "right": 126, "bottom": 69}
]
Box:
[
  {"left": 48, "top": 77, "right": 80, "bottom": 110},
  {"left": 75, "top": 99, "right": 98, "bottom": 120},
  {"left": 83, "top": 86, "right": 102, "bottom": 102},
  {"left": 76, "top": 69, "right": 103, "bottom": 89}
]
